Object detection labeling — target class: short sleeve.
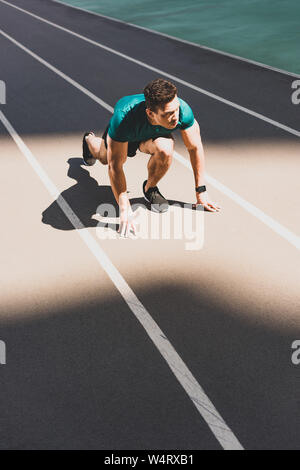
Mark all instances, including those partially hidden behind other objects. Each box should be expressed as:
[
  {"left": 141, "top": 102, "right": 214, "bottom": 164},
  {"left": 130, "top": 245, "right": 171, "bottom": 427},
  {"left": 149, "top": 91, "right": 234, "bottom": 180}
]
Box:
[
  {"left": 107, "top": 110, "right": 128, "bottom": 142},
  {"left": 179, "top": 98, "right": 195, "bottom": 130}
]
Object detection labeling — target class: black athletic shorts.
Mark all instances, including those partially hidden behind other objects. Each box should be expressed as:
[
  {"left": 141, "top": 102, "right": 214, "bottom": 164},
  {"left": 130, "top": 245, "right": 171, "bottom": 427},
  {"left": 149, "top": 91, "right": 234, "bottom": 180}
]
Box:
[
  {"left": 102, "top": 126, "right": 140, "bottom": 158},
  {"left": 102, "top": 126, "right": 170, "bottom": 158}
]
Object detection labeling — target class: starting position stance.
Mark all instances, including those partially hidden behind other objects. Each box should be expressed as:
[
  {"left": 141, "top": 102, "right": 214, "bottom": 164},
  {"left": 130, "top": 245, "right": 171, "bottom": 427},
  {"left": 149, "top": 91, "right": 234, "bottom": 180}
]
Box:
[{"left": 82, "top": 78, "right": 220, "bottom": 236}]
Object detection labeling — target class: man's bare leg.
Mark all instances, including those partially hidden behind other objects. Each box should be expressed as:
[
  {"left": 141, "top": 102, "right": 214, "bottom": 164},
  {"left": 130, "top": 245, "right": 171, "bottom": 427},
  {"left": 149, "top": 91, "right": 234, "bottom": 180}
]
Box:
[
  {"left": 139, "top": 136, "right": 174, "bottom": 191},
  {"left": 85, "top": 133, "right": 108, "bottom": 165}
]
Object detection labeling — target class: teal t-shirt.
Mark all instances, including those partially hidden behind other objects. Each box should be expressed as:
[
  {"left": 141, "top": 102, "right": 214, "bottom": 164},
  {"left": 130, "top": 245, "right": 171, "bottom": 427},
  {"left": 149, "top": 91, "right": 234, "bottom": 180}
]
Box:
[{"left": 108, "top": 94, "right": 194, "bottom": 142}]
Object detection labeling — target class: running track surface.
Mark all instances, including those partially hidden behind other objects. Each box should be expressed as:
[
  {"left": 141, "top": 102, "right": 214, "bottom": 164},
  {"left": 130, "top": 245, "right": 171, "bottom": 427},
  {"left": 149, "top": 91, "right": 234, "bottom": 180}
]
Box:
[{"left": 0, "top": 0, "right": 299, "bottom": 450}]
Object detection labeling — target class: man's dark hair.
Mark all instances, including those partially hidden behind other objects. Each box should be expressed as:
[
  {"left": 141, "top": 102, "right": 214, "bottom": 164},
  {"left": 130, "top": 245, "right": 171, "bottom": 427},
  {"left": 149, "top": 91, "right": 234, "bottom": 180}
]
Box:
[{"left": 143, "top": 78, "right": 177, "bottom": 112}]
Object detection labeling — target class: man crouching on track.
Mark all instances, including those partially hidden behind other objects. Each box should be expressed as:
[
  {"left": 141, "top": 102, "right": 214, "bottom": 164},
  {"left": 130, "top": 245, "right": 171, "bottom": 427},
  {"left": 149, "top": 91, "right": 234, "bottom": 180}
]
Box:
[{"left": 82, "top": 78, "right": 220, "bottom": 237}]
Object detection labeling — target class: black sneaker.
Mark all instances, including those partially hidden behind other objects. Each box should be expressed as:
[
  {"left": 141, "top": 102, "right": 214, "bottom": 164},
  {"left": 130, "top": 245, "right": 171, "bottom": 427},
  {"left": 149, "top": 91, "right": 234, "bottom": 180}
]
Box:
[
  {"left": 82, "top": 132, "right": 97, "bottom": 166},
  {"left": 143, "top": 180, "right": 169, "bottom": 213}
]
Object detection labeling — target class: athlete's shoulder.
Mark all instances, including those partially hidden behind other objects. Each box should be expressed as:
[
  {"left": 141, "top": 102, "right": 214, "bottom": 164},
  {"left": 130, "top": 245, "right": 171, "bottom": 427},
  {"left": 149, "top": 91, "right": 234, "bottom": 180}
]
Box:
[
  {"left": 114, "top": 94, "right": 145, "bottom": 112},
  {"left": 108, "top": 94, "right": 145, "bottom": 141},
  {"left": 178, "top": 97, "right": 195, "bottom": 130}
]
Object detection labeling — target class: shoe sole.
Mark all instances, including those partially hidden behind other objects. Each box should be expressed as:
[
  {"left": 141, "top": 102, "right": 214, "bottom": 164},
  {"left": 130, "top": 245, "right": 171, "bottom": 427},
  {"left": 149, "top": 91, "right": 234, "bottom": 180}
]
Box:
[
  {"left": 82, "top": 157, "right": 96, "bottom": 166},
  {"left": 143, "top": 195, "right": 169, "bottom": 213},
  {"left": 83, "top": 132, "right": 97, "bottom": 166}
]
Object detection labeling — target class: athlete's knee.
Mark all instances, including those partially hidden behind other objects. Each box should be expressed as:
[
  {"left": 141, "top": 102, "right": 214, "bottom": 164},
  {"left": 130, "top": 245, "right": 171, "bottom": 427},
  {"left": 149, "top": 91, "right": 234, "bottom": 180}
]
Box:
[
  {"left": 153, "top": 137, "right": 174, "bottom": 162},
  {"left": 99, "top": 155, "right": 108, "bottom": 165},
  {"left": 99, "top": 139, "right": 108, "bottom": 164},
  {"left": 156, "top": 147, "right": 173, "bottom": 165}
]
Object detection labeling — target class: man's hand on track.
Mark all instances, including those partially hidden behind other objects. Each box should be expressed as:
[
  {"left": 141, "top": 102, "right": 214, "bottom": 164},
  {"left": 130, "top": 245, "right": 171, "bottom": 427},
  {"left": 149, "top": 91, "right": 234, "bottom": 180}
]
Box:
[
  {"left": 193, "top": 192, "right": 221, "bottom": 212},
  {"left": 118, "top": 207, "right": 137, "bottom": 238}
]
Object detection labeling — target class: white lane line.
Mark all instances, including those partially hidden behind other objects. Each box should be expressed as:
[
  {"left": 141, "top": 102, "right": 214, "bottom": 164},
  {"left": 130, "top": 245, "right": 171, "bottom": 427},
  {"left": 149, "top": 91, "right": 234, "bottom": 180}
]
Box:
[
  {"left": 1, "top": 28, "right": 299, "bottom": 252},
  {"left": 0, "top": 29, "right": 300, "bottom": 249},
  {"left": 0, "top": 29, "right": 113, "bottom": 113},
  {"left": 174, "top": 152, "right": 300, "bottom": 251},
  {"left": 0, "top": 108, "right": 243, "bottom": 451},
  {"left": 1, "top": 0, "right": 300, "bottom": 138},
  {"left": 50, "top": 0, "right": 300, "bottom": 80}
]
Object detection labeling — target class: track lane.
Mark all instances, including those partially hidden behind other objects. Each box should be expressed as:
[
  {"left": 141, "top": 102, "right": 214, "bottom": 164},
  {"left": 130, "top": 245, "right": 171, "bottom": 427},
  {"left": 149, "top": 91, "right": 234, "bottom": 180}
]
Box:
[
  {"left": 0, "top": 120, "right": 227, "bottom": 450},
  {"left": 0, "top": 0, "right": 299, "bottom": 450},
  {"left": 1, "top": 0, "right": 300, "bottom": 131},
  {"left": 0, "top": 5, "right": 299, "bottom": 236}
]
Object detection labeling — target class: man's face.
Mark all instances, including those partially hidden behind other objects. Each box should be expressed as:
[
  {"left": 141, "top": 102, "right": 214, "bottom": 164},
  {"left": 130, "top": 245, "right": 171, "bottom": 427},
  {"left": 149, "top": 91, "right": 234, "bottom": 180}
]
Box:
[{"left": 148, "top": 96, "right": 180, "bottom": 129}]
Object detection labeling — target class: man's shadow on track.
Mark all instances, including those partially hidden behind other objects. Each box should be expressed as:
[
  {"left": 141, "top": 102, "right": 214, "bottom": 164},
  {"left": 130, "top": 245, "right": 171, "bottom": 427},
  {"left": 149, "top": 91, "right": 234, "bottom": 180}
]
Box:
[
  {"left": 41, "top": 158, "right": 105, "bottom": 230},
  {"left": 42, "top": 158, "right": 120, "bottom": 231},
  {"left": 42, "top": 157, "right": 195, "bottom": 232}
]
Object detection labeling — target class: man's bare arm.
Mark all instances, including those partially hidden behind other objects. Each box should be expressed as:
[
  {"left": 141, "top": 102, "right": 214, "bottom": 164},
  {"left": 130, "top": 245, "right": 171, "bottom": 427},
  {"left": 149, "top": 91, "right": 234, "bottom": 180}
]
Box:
[
  {"left": 107, "top": 135, "right": 128, "bottom": 210},
  {"left": 107, "top": 135, "right": 136, "bottom": 235},
  {"left": 180, "top": 120, "right": 220, "bottom": 212},
  {"left": 180, "top": 120, "right": 205, "bottom": 186}
]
